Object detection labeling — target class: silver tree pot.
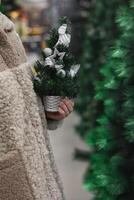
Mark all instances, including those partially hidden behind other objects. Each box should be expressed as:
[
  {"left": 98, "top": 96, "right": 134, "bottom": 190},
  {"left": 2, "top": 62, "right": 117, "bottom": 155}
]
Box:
[{"left": 44, "top": 96, "right": 62, "bottom": 112}]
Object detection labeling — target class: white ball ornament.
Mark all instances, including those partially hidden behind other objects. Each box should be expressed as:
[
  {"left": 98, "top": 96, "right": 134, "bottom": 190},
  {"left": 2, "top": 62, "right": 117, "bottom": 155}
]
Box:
[
  {"left": 55, "top": 64, "right": 64, "bottom": 71},
  {"left": 43, "top": 48, "right": 53, "bottom": 57},
  {"left": 57, "top": 69, "right": 66, "bottom": 78}
]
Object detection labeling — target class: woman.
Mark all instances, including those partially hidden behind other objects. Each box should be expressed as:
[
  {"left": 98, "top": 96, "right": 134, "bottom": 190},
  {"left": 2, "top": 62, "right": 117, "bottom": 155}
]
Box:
[{"left": 0, "top": 4, "right": 74, "bottom": 200}]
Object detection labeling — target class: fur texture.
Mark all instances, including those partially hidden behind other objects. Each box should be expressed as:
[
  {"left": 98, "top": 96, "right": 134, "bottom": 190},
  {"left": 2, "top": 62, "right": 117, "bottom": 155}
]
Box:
[{"left": 0, "top": 12, "right": 65, "bottom": 200}]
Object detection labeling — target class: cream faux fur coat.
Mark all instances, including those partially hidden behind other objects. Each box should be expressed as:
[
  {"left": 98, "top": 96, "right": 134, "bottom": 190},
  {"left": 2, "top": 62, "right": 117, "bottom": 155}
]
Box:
[{"left": 0, "top": 12, "right": 65, "bottom": 200}]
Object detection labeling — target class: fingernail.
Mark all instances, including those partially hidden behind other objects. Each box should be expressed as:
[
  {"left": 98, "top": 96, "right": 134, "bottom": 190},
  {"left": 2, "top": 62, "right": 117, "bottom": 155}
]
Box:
[{"left": 59, "top": 108, "right": 64, "bottom": 114}]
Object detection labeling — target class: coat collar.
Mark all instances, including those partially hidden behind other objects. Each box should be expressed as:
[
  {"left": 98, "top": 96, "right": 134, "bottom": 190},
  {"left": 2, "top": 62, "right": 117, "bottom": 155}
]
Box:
[{"left": 0, "top": 13, "right": 27, "bottom": 70}]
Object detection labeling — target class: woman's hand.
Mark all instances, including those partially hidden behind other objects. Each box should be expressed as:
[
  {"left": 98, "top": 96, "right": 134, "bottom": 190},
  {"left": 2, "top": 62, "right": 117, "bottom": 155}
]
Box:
[{"left": 46, "top": 99, "right": 74, "bottom": 120}]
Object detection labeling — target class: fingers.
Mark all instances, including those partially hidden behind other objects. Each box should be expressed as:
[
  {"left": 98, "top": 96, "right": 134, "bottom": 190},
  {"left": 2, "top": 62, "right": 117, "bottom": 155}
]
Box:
[
  {"left": 46, "top": 110, "right": 65, "bottom": 120},
  {"left": 59, "top": 102, "right": 70, "bottom": 117},
  {"left": 63, "top": 99, "right": 74, "bottom": 112},
  {"left": 64, "top": 98, "right": 74, "bottom": 107},
  {"left": 58, "top": 107, "right": 66, "bottom": 118},
  {"left": 59, "top": 99, "right": 74, "bottom": 117},
  {"left": 46, "top": 99, "right": 75, "bottom": 121}
]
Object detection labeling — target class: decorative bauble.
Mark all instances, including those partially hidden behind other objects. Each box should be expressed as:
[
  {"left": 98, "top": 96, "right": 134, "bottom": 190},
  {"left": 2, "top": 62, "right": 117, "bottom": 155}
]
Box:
[
  {"left": 45, "top": 57, "right": 54, "bottom": 67},
  {"left": 57, "top": 69, "right": 66, "bottom": 78},
  {"left": 50, "top": 48, "right": 66, "bottom": 60},
  {"left": 55, "top": 64, "right": 64, "bottom": 71},
  {"left": 58, "top": 24, "right": 67, "bottom": 34},
  {"left": 58, "top": 34, "right": 71, "bottom": 47},
  {"left": 68, "top": 70, "right": 75, "bottom": 78},
  {"left": 43, "top": 48, "right": 53, "bottom": 57},
  {"left": 68, "top": 64, "right": 80, "bottom": 78},
  {"left": 56, "top": 24, "right": 71, "bottom": 47}
]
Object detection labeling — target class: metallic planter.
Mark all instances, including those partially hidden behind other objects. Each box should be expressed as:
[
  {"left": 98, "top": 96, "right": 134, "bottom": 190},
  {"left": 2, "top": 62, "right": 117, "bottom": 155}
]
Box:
[{"left": 44, "top": 96, "right": 62, "bottom": 112}]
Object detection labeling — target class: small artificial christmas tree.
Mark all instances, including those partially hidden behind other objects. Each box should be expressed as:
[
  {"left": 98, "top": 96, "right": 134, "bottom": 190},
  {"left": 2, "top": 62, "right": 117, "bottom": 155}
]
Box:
[
  {"left": 84, "top": 0, "right": 134, "bottom": 199},
  {"left": 32, "top": 17, "right": 80, "bottom": 112}
]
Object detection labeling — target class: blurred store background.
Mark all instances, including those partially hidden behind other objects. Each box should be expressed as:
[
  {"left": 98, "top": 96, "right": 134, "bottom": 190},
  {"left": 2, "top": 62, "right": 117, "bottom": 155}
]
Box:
[
  {"left": 1, "top": 1, "right": 134, "bottom": 200},
  {"left": 1, "top": 0, "right": 89, "bottom": 56}
]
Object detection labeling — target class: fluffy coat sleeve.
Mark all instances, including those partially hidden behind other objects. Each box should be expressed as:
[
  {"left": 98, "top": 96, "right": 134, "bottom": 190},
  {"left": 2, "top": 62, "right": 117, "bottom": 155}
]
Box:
[
  {"left": 0, "top": 12, "right": 65, "bottom": 199},
  {"left": 0, "top": 64, "right": 65, "bottom": 199}
]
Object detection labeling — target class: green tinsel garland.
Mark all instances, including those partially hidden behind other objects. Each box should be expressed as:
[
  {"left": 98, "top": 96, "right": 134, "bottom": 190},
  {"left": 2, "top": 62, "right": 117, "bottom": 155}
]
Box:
[{"left": 85, "top": 0, "right": 134, "bottom": 199}]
